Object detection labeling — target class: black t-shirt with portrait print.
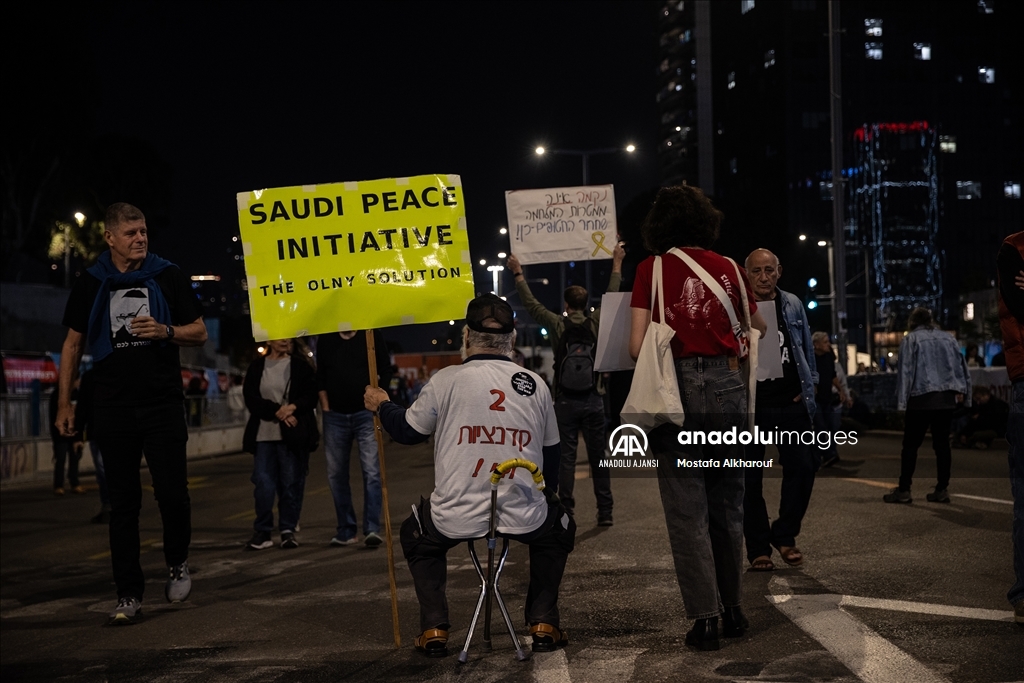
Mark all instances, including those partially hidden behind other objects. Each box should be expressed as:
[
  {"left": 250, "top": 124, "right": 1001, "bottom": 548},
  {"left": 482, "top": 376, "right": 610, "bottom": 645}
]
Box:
[
  {"left": 61, "top": 266, "right": 203, "bottom": 406},
  {"left": 756, "top": 294, "right": 803, "bottom": 404}
]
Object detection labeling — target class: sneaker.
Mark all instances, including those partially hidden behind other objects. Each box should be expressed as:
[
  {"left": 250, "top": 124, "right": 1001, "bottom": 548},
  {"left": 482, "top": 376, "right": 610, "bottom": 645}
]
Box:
[
  {"left": 281, "top": 531, "right": 299, "bottom": 549},
  {"left": 53, "top": 487, "right": 65, "bottom": 496},
  {"left": 107, "top": 597, "right": 142, "bottom": 625},
  {"left": 882, "top": 488, "right": 912, "bottom": 504},
  {"left": 330, "top": 536, "right": 359, "bottom": 547},
  {"left": 364, "top": 532, "right": 383, "bottom": 548},
  {"left": 597, "top": 513, "right": 614, "bottom": 527},
  {"left": 71, "top": 485, "right": 86, "bottom": 494},
  {"left": 245, "top": 531, "right": 274, "bottom": 551},
  {"left": 165, "top": 561, "right": 192, "bottom": 603},
  {"left": 926, "top": 489, "right": 951, "bottom": 503}
]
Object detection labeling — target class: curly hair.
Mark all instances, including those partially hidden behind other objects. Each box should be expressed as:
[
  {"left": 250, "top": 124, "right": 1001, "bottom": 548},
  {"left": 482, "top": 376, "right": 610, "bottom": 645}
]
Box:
[{"left": 640, "top": 184, "right": 722, "bottom": 253}]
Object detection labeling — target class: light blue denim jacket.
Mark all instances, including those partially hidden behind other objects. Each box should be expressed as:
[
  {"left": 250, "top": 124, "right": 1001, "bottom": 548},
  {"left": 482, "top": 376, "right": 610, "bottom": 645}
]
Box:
[
  {"left": 896, "top": 327, "right": 972, "bottom": 410},
  {"left": 775, "top": 288, "right": 819, "bottom": 420}
]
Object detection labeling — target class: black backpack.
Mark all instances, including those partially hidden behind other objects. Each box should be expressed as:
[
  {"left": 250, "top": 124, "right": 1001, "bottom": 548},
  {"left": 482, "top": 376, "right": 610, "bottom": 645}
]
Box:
[{"left": 556, "top": 318, "right": 598, "bottom": 394}]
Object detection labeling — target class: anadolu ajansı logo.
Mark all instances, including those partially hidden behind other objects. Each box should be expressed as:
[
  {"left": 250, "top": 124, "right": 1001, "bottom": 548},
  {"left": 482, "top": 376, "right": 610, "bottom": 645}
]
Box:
[{"left": 601, "top": 424, "right": 658, "bottom": 468}]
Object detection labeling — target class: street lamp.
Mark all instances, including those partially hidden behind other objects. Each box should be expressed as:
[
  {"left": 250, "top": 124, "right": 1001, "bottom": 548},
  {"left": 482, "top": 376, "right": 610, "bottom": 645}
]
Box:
[
  {"left": 533, "top": 143, "right": 637, "bottom": 301},
  {"left": 66, "top": 212, "right": 86, "bottom": 287},
  {"left": 486, "top": 264, "right": 505, "bottom": 296}
]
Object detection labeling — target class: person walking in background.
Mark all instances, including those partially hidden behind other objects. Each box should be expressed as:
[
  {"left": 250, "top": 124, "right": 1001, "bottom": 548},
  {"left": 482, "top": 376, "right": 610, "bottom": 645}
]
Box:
[
  {"left": 227, "top": 374, "right": 246, "bottom": 422},
  {"left": 964, "top": 342, "right": 986, "bottom": 368},
  {"left": 55, "top": 202, "right": 207, "bottom": 625},
  {"left": 630, "top": 185, "right": 766, "bottom": 651},
  {"left": 812, "top": 331, "right": 850, "bottom": 468},
  {"left": 885, "top": 307, "right": 971, "bottom": 505},
  {"left": 75, "top": 368, "right": 111, "bottom": 523},
  {"left": 50, "top": 378, "right": 84, "bottom": 495},
  {"left": 743, "top": 248, "right": 819, "bottom": 571},
  {"left": 996, "top": 230, "right": 1024, "bottom": 625},
  {"left": 242, "top": 339, "right": 318, "bottom": 550},
  {"left": 316, "top": 329, "right": 391, "bottom": 548},
  {"left": 507, "top": 243, "right": 624, "bottom": 526}
]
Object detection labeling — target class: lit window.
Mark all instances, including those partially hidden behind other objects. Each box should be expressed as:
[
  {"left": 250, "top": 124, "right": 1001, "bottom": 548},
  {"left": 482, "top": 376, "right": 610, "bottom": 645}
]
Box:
[
  {"left": 914, "top": 43, "right": 931, "bottom": 60},
  {"left": 977, "top": 0, "right": 993, "bottom": 13},
  {"left": 727, "top": 71, "right": 736, "bottom": 89},
  {"left": 963, "top": 303, "right": 975, "bottom": 321},
  {"left": 764, "top": 49, "right": 776, "bottom": 68},
  {"left": 1006, "top": 182, "right": 1022, "bottom": 199},
  {"left": 956, "top": 181, "right": 981, "bottom": 200},
  {"left": 865, "top": 18, "right": 882, "bottom": 37},
  {"left": 675, "top": 84, "right": 683, "bottom": 91},
  {"left": 865, "top": 43, "right": 883, "bottom": 60},
  {"left": 741, "top": 0, "right": 755, "bottom": 14},
  {"left": 978, "top": 67, "right": 995, "bottom": 83},
  {"left": 819, "top": 181, "right": 833, "bottom": 200},
  {"left": 939, "top": 135, "right": 957, "bottom": 153}
]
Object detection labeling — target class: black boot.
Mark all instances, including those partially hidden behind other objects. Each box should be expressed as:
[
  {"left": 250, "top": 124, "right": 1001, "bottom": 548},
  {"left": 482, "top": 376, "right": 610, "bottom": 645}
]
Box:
[
  {"left": 685, "top": 617, "right": 720, "bottom": 651},
  {"left": 722, "top": 606, "right": 749, "bottom": 637}
]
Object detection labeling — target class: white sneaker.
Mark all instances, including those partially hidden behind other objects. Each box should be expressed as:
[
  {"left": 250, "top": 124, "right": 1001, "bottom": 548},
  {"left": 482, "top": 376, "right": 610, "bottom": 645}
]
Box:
[
  {"left": 108, "top": 597, "right": 142, "bottom": 625},
  {"left": 330, "top": 536, "right": 359, "bottom": 546},
  {"left": 165, "top": 561, "right": 192, "bottom": 603},
  {"left": 364, "top": 532, "right": 383, "bottom": 548}
]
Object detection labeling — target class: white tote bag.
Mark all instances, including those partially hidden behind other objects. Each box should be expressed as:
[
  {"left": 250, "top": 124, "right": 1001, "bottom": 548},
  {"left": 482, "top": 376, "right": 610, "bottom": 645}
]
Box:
[{"left": 621, "top": 256, "right": 685, "bottom": 431}]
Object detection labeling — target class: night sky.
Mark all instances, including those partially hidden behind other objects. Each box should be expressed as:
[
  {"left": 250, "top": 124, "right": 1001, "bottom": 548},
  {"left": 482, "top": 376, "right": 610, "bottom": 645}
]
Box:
[{"left": 11, "top": 1, "right": 662, "bottom": 320}]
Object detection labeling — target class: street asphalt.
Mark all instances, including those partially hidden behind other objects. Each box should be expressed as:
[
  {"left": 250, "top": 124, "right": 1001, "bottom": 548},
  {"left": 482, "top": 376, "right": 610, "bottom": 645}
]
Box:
[{"left": 1, "top": 431, "right": 1021, "bottom": 682}]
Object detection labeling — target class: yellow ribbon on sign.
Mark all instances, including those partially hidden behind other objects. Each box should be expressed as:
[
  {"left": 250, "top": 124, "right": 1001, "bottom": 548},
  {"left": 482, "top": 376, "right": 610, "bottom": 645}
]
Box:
[{"left": 591, "top": 231, "right": 613, "bottom": 257}]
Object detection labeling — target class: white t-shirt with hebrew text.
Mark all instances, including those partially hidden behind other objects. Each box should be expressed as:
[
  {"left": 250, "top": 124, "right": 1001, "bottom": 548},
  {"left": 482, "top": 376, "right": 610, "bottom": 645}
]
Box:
[{"left": 405, "top": 356, "right": 559, "bottom": 539}]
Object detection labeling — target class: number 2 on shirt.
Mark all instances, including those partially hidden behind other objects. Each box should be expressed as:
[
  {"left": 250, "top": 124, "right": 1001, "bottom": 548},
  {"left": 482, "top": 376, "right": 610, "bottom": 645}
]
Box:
[{"left": 489, "top": 389, "right": 506, "bottom": 411}]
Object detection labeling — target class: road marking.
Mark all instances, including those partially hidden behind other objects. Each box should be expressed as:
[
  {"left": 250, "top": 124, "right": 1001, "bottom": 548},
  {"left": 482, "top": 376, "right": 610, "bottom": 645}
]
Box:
[
  {"left": 533, "top": 648, "right": 571, "bottom": 683},
  {"left": 308, "top": 486, "right": 330, "bottom": 495},
  {"left": 950, "top": 493, "right": 1013, "bottom": 506},
  {"left": 838, "top": 477, "right": 896, "bottom": 490},
  {"left": 571, "top": 647, "right": 646, "bottom": 682},
  {"left": 838, "top": 595, "right": 1013, "bottom": 622},
  {"left": 769, "top": 591, "right": 947, "bottom": 683}
]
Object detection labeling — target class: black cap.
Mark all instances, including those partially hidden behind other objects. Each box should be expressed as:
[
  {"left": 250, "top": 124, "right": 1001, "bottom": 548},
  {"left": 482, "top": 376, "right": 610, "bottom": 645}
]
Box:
[{"left": 466, "top": 294, "right": 515, "bottom": 334}]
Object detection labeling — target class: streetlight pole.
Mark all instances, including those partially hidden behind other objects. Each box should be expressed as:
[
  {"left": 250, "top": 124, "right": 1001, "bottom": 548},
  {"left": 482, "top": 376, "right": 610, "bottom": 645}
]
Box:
[
  {"left": 535, "top": 144, "right": 635, "bottom": 305},
  {"left": 828, "top": 0, "right": 848, "bottom": 369}
]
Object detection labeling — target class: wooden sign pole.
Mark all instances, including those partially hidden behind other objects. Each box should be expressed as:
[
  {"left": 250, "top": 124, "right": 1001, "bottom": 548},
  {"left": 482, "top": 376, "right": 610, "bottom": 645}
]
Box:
[{"left": 366, "top": 330, "right": 401, "bottom": 649}]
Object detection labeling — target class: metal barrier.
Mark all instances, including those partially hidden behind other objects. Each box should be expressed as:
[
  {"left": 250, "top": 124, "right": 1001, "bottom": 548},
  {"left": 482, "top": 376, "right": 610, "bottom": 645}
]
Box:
[{"left": 1, "top": 394, "right": 246, "bottom": 440}]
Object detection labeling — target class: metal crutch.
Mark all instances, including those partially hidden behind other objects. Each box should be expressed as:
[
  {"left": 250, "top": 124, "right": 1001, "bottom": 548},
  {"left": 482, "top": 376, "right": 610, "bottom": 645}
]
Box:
[{"left": 457, "top": 457, "right": 546, "bottom": 663}]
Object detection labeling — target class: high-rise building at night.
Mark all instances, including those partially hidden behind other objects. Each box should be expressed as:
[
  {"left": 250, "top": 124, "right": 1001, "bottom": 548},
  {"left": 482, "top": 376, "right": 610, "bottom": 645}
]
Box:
[{"left": 655, "top": 0, "right": 1021, "bottom": 361}]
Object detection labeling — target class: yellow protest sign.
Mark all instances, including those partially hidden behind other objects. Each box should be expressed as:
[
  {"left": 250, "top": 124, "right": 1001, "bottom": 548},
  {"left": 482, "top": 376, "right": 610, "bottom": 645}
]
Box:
[{"left": 237, "top": 174, "right": 475, "bottom": 341}]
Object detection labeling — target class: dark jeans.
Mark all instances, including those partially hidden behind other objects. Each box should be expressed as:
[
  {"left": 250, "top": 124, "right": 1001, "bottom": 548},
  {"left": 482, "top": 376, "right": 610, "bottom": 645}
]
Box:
[
  {"left": 657, "top": 356, "right": 747, "bottom": 619},
  {"left": 1008, "top": 380, "right": 1024, "bottom": 606},
  {"left": 899, "top": 409, "right": 954, "bottom": 492},
  {"left": 400, "top": 499, "right": 576, "bottom": 631},
  {"left": 554, "top": 393, "right": 612, "bottom": 517},
  {"left": 744, "top": 400, "right": 817, "bottom": 561},
  {"left": 94, "top": 402, "right": 191, "bottom": 600},
  {"left": 252, "top": 441, "right": 305, "bottom": 533},
  {"left": 52, "top": 438, "right": 80, "bottom": 489}
]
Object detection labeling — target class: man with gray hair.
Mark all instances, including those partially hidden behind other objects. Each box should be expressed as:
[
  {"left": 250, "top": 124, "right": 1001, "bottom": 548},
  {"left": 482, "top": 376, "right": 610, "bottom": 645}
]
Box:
[
  {"left": 55, "top": 202, "right": 207, "bottom": 624},
  {"left": 364, "top": 294, "right": 575, "bottom": 657},
  {"left": 743, "top": 248, "right": 819, "bottom": 571}
]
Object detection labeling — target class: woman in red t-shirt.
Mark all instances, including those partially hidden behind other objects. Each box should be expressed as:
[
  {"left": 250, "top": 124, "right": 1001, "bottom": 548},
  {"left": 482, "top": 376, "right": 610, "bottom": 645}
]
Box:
[{"left": 628, "top": 184, "right": 766, "bottom": 651}]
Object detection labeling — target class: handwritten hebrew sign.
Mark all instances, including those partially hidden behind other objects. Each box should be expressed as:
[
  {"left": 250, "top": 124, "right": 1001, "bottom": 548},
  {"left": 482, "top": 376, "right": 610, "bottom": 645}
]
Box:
[{"left": 505, "top": 185, "right": 618, "bottom": 265}]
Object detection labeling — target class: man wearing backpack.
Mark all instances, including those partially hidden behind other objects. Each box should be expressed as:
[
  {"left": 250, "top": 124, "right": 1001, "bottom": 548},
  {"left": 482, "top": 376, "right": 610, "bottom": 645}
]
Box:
[{"left": 507, "top": 244, "right": 625, "bottom": 526}]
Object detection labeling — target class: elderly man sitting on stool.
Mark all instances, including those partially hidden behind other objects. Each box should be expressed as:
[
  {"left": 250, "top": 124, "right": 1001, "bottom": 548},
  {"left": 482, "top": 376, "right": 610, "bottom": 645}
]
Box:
[{"left": 364, "top": 294, "right": 575, "bottom": 658}]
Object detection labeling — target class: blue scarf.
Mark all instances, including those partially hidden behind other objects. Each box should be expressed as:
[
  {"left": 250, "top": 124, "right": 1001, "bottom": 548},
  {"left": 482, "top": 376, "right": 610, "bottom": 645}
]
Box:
[{"left": 86, "top": 251, "right": 175, "bottom": 362}]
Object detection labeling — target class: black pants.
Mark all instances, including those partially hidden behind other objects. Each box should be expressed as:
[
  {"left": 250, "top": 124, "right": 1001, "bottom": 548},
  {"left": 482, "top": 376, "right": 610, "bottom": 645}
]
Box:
[
  {"left": 400, "top": 499, "right": 576, "bottom": 632},
  {"left": 555, "top": 393, "right": 613, "bottom": 517},
  {"left": 899, "top": 409, "right": 954, "bottom": 492},
  {"left": 94, "top": 402, "right": 191, "bottom": 600},
  {"left": 52, "top": 438, "right": 80, "bottom": 489},
  {"left": 744, "top": 401, "right": 818, "bottom": 562}
]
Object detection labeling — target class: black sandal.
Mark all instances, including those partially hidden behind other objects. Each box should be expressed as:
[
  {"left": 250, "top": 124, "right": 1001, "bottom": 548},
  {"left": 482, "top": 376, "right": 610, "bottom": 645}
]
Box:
[{"left": 530, "top": 623, "right": 569, "bottom": 652}]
